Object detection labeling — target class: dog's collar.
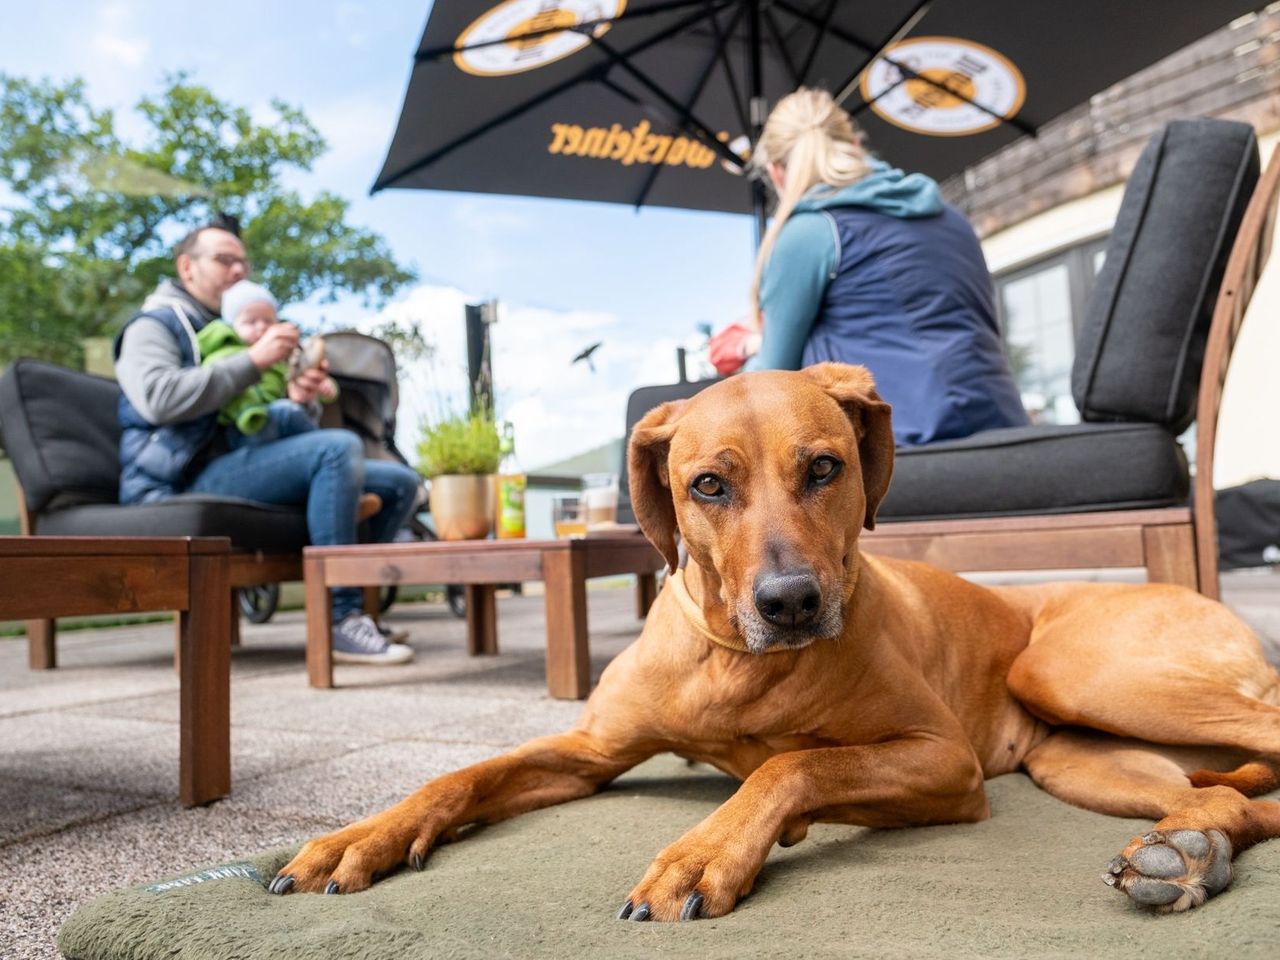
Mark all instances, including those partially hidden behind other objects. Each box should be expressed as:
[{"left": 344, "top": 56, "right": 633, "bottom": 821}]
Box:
[{"left": 665, "top": 569, "right": 790, "bottom": 655}]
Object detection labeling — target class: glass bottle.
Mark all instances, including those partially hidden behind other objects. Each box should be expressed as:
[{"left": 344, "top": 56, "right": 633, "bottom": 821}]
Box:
[{"left": 494, "top": 421, "right": 526, "bottom": 539}]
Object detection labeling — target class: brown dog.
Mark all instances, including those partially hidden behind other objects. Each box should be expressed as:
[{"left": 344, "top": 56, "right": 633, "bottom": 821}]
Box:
[{"left": 271, "top": 363, "right": 1280, "bottom": 919}]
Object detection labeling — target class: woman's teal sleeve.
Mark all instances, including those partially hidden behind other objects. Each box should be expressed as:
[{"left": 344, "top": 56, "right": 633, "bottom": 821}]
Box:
[{"left": 746, "top": 212, "right": 838, "bottom": 371}]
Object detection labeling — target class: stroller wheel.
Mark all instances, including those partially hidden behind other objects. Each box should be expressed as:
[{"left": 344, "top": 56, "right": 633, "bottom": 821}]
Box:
[
  {"left": 446, "top": 584, "right": 466, "bottom": 619},
  {"left": 238, "top": 584, "right": 280, "bottom": 624}
]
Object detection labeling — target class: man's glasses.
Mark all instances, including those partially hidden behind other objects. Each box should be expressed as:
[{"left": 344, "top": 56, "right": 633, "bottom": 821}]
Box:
[{"left": 205, "top": 252, "right": 251, "bottom": 271}]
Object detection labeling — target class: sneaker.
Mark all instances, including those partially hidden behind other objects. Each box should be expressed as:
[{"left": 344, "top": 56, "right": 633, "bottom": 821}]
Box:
[
  {"left": 356, "top": 493, "right": 383, "bottom": 524},
  {"left": 376, "top": 621, "right": 410, "bottom": 643},
  {"left": 332, "top": 613, "right": 414, "bottom": 665}
]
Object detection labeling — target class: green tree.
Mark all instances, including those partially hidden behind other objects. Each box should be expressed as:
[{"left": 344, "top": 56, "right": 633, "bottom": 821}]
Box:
[{"left": 0, "top": 73, "right": 416, "bottom": 367}]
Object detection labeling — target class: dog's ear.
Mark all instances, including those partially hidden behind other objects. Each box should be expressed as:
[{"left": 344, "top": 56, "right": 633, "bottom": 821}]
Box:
[
  {"left": 801, "top": 363, "right": 895, "bottom": 530},
  {"left": 627, "top": 400, "right": 685, "bottom": 570}
]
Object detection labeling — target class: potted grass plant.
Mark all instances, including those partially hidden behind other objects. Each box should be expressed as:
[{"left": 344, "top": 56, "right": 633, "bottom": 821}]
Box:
[{"left": 417, "top": 411, "right": 503, "bottom": 540}]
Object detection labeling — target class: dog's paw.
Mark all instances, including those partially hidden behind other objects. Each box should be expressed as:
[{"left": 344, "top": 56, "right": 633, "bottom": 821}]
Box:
[
  {"left": 1102, "top": 829, "right": 1232, "bottom": 912},
  {"left": 270, "top": 815, "right": 441, "bottom": 896},
  {"left": 616, "top": 839, "right": 759, "bottom": 922}
]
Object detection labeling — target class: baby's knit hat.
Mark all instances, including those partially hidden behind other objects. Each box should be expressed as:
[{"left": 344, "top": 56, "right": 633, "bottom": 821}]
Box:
[{"left": 220, "top": 280, "right": 278, "bottom": 326}]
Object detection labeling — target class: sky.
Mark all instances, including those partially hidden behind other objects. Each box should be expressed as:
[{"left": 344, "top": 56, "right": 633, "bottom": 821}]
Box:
[{"left": 0, "top": 1, "right": 757, "bottom": 469}]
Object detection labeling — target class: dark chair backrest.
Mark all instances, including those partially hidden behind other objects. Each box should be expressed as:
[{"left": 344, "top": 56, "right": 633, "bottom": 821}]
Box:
[
  {"left": 1071, "top": 118, "right": 1260, "bottom": 433},
  {"left": 0, "top": 359, "right": 123, "bottom": 515},
  {"left": 617, "top": 378, "right": 719, "bottom": 525}
]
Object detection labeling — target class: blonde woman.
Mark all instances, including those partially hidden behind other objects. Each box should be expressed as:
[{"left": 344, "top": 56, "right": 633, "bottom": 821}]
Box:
[{"left": 712, "top": 88, "right": 1028, "bottom": 446}]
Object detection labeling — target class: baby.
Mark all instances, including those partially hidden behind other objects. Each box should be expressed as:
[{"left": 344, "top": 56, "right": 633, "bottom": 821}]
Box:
[{"left": 200, "top": 280, "right": 381, "bottom": 521}]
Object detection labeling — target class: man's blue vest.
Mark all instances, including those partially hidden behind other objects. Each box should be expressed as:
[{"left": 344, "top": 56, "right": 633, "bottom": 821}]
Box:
[
  {"left": 801, "top": 205, "right": 1029, "bottom": 446},
  {"left": 114, "top": 308, "right": 218, "bottom": 504}
]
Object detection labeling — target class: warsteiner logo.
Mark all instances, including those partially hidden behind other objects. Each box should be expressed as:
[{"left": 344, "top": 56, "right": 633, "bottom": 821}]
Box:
[
  {"left": 547, "top": 120, "right": 729, "bottom": 169},
  {"left": 860, "top": 36, "right": 1025, "bottom": 137},
  {"left": 455, "top": 0, "right": 627, "bottom": 77}
]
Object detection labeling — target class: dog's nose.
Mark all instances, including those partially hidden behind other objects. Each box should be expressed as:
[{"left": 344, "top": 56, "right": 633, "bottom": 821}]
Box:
[{"left": 753, "top": 571, "right": 822, "bottom": 627}]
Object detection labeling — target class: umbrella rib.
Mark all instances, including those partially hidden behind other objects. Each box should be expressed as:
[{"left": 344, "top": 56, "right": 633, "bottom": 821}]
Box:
[
  {"left": 773, "top": 0, "right": 1037, "bottom": 135},
  {"left": 796, "top": 0, "right": 839, "bottom": 87},
  {"left": 414, "top": 0, "right": 713, "bottom": 62},
  {"left": 703, "top": 0, "right": 750, "bottom": 133},
  {"left": 762, "top": 6, "right": 802, "bottom": 88},
  {"left": 833, "top": 0, "right": 933, "bottom": 106},
  {"left": 376, "top": 0, "right": 736, "bottom": 192},
  {"left": 632, "top": 1, "right": 751, "bottom": 209},
  {"left": 592, "top": 36, "right": 748, "bottom": 169}
]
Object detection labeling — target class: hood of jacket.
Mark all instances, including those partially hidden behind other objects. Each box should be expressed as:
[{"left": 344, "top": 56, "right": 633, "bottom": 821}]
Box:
[
  {"left": 795, "top": 160, "right": 943, "bottom": 218},
  {"left": 140, "top": 278, "right": 219, "bottom": 330}
]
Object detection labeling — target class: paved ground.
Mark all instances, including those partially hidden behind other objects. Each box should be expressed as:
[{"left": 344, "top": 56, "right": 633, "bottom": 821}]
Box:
[{"left": 1, "top": 570, "right": 1277, "bottom": 959}]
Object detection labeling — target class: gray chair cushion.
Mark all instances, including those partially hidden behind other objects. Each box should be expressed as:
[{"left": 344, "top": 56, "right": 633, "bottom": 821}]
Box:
[
  {"left": 879, "top": 422, "right": 1189, "bottom": 521},
  {"left": 0, "top": 358, "right": 309, "bottom": 552},
  {"left": 33, "top": 495, "right": 310, "bottom": 553},
  {"left": 0, "top": 358, "right": 122, "bottom": 513},
  {"left": 1071, "top": 119, "right": 1259, "bottom": 433}
]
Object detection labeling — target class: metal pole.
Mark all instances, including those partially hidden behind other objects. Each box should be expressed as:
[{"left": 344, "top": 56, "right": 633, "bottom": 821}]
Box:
[
  {"left": 464, "top": 300, "right": 496, "bottom": 416},
  {"left": 748, "top": 0, "right": 768, "bottom": 248}
]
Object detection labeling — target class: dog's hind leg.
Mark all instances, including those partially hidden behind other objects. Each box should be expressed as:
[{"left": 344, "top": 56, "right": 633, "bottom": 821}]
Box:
[
  {"left": 1022, "top": 729, "right": 1280, "bottom": 912},
  {"left": 1006, "top": 582, "right": 1280, "bottom": 757}
]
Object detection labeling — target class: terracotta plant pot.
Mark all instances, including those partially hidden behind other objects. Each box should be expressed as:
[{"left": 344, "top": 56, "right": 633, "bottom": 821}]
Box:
[{"left": 430, "top": 474, "right": 494, "bottom": 540}]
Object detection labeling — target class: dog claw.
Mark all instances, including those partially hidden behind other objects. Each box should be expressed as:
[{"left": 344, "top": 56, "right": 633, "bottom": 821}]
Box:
[
  {"left": 324, "top": 880, "right": 340, "bottom": 895},
  {"left": 411, "top": 853, "right": 425, "bottom": 872},
  {"left": 269, "top": 874, "right": 294, "bottom": 895},
  {"left": 630, "top": 902, "right": 651, "bottom": 922},
  {"left": 616, "top": 899, "right": 634, "bottom": 920},
  {"left": 680, "top": 891, "right": 704, "bottom": 921},
  {"left": 1106, "top": 856, "right": 1127, "bottom": 875}
]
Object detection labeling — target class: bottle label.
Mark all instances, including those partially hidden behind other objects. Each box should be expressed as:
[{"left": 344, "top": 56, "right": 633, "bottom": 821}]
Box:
[{"left": 496, "top": 474, "right": 526, "bottom": 538}]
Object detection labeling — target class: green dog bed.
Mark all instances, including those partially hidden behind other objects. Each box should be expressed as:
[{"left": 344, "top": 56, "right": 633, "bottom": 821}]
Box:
[{"left": 60, "top": 756, "right": 1280, "bottom": 960}]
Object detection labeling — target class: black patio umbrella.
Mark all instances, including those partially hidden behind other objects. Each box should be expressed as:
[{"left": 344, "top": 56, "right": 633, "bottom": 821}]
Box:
[{"left": 374, "top": 1, "right": 1262, "bottom": 234}]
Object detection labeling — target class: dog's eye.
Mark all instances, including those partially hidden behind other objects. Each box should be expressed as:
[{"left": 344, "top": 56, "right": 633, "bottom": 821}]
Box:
[
  {"left": 691, "top": 474, "right": 726, "bottom": 500},
  {"left": 809, "top": 456, "right": 842, "bottom": 486}
]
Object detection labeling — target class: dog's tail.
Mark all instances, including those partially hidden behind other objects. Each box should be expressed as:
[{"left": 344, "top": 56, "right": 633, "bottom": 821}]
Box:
[{"left": 1189, "top": 756, "right": 1280, "bottom": 796}]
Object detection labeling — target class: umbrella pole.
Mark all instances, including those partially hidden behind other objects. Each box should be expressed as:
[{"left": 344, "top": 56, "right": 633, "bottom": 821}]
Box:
[{"left": 749, "top": 0, "right": 768, "bottom": 248}]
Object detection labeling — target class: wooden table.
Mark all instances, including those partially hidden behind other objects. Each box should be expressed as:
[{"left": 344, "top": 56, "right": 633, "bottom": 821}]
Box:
[
  {"left": 303, "top": 531, "right": 665, "bottom": 698},
  {"left": 0, "top": 536, "right": 231, "bottom": 806}
]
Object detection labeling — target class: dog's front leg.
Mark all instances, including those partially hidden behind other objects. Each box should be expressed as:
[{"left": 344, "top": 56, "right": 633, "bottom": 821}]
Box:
[
  {"left": 273, "top": 730, "right": 650, "bottom": 895},
  {"left": 620, "top": 737, "right": 987, "bottom": 921}
]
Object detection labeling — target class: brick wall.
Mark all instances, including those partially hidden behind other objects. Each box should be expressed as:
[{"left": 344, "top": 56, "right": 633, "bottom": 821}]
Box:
[{"left": 943, "top": 6, "right": 1280, "bottom": 237}]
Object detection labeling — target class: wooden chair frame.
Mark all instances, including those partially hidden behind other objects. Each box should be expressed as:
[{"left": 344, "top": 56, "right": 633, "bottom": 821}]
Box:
[
  {"left": 14, "top": 489, "right": 302, "bottom": 670},
  {"left": 862, "top": 149, "right": 1280, "bottom": 600}
]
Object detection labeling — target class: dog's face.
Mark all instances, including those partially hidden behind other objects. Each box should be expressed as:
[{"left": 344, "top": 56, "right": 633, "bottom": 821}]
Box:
[{"left": 629, "top": 363, "right": 894, "bottom": 652}]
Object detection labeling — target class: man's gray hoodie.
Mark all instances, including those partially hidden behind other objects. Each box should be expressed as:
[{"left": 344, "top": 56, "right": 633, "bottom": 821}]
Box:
[{"left": 115, "top": 278, "right": 260, "bottom": 426}]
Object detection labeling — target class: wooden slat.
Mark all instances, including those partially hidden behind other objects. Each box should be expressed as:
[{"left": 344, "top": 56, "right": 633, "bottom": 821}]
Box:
[
  {"left": 1143, "top": 525, "right": 1200, "bottom": 591},
  {"left": 543, "top": 547, "right": 590, "bottom": 700},
  {"left": 0, "top": 535, "right": 225, "bottom": 557},
  {"left": 229, "top": 551, "right": 303, "bottom": 587},
  {"left": 317, "top": 550, "right": 545, "bottom": 586},
  {"left": 304, "top": 552, "right": 334, "bottom": 689},
  {"left": 1194, "top": 149, "right": 1280, "bottom": 602},
  {"left": 861, "top": 525, "right": 1147, "bottom": 571},
  {"left": 179, "top": 551, "right": 231, "bottom": 806},
  {"left": 0, "top": 557, "right": 190, "bottom": 619},
  {"left": 870, "top": 507, "right": 1190, "bottom": 538},
  {"left": 465, "top": 584, "right": 498, "bottom": 656}
]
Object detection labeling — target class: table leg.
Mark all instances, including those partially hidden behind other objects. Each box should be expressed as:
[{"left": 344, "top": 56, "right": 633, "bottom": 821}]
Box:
[
  {"left": 27, "top": 618, "right": 55, "bottom": 669},
  {"left": 542, "top": 548, "right": 589, "bottom": 699},
  {"left": 305, "top": 555, "right": 334, "bottom": 688},
  {"left": 179, "top": 552, "right": 231, "bottom": 806},
  {"left": 229, "top": 589, "right": 242, "bottom": 647},
  {"left": 465, "top": 584, "right": 498, "bottom": 655},
  {"left": 635, "top": 572, "right": 658, "bottom": 620}
]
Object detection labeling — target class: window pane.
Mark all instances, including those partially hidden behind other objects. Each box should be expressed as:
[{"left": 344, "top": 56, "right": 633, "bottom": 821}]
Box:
[{"left": 999, "top": 263, "right": 1079, "bottom": 425}]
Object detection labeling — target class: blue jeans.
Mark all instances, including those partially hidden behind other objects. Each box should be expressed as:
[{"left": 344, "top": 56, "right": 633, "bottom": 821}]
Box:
[
  {"left": 189, "top": 429, "right": 421, "bottom": 620},
  {"left": 226, "top": 399, "right": 316, "bottom": 450}
]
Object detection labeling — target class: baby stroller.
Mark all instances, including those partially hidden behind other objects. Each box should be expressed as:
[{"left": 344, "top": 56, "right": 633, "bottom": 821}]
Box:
[{"left": 236, "top": 331, "right": 467, "bottom": 623}]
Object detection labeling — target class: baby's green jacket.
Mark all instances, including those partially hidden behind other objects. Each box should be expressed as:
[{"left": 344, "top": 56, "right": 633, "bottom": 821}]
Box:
[{"left": 197, "top": 321, "right": 334, "bottom": 435}]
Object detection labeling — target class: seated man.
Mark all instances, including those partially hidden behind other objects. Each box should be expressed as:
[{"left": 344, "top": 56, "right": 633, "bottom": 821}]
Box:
[{"left": 113, "top": 217, "right": 419, "bottom": 664}]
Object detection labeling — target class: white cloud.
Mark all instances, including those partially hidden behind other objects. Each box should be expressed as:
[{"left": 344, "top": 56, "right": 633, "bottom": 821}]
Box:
[
  {"left": 91, "top": 3, "right": 149, "bottom": 67},
  {"left": 360, "top": 282, "right": 695, "bottom": 471}
]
